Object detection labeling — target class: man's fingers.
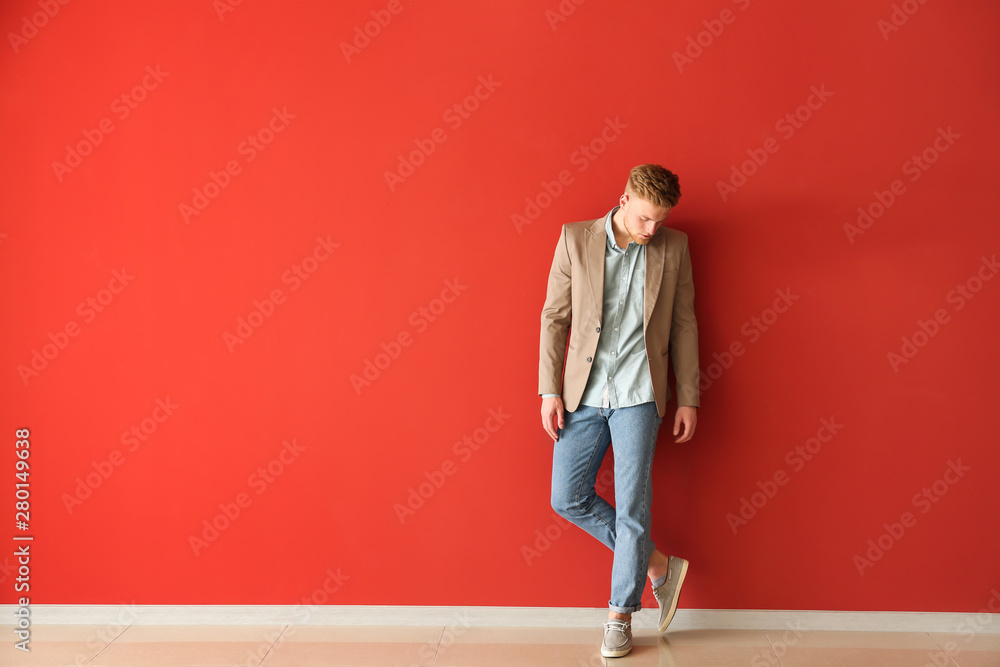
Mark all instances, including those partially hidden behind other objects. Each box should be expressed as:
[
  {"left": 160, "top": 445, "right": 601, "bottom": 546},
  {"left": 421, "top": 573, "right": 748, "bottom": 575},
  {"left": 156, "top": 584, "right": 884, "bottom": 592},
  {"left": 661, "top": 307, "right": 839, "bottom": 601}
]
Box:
[
  {"left": 674, "top": 418, "right": 695, "bottom": 443},
  {"left": 541, "top": 411, "right": 558, "bottom": 441},
  {"left": 541, "top": 398, "right": 565, "bottom": 442}
]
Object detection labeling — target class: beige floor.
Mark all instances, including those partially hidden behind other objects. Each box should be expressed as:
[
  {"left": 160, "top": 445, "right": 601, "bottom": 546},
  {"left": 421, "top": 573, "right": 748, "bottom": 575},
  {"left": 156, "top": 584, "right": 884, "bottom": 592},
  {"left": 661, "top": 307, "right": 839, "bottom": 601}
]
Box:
[{"left": 1, "top": 624, "right": 998, "bottom": 666}]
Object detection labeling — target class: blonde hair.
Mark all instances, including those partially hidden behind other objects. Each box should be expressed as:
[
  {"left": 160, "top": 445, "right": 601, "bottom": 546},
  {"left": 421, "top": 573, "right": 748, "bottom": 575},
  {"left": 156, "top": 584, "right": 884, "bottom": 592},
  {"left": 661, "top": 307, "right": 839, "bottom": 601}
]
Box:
[{"left": 625, "top": 164, "right": 681, "bottom": 209}]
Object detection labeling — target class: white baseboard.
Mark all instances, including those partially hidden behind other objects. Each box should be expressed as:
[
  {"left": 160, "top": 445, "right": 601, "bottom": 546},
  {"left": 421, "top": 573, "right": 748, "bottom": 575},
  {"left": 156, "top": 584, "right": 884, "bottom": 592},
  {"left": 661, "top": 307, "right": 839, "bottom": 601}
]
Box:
[{"left": 3, "top": 605, "right": 999, "bottom": 634}]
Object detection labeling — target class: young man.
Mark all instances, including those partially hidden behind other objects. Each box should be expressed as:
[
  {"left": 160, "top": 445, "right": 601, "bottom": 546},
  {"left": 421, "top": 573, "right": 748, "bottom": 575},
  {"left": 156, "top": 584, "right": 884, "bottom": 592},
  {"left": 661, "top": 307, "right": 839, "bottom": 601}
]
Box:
[{"left": 538, "top": 164, "right": 700, "bottom": 658}]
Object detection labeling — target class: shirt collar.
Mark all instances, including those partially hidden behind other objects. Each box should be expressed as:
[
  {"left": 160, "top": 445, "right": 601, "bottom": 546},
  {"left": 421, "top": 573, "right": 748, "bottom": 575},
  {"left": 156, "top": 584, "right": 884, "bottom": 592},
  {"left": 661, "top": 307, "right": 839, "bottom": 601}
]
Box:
[{"left": 605, "top": 205, "right": 631, "bottom": 252}]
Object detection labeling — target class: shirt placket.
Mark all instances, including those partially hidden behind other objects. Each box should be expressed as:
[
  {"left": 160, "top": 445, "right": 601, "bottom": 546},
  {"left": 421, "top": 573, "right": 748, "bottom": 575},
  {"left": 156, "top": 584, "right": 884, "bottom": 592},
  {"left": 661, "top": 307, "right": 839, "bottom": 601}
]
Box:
[{"left": 604, "top": 244, "right": 632, "bottom": 409}]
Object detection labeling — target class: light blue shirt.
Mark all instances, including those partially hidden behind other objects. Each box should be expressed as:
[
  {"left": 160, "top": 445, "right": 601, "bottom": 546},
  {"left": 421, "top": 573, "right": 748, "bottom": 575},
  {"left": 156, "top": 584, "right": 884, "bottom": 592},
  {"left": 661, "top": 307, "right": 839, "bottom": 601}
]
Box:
[{"left": 542, "top": 207, "right": 656, "bottom": 409}]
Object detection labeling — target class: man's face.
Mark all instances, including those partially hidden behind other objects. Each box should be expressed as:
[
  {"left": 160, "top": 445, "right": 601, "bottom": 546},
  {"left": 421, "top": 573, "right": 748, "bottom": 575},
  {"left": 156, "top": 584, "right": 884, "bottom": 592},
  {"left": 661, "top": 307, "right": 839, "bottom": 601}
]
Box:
[{"left": 620, "top": 192, "right": 671, "bottom": 245}]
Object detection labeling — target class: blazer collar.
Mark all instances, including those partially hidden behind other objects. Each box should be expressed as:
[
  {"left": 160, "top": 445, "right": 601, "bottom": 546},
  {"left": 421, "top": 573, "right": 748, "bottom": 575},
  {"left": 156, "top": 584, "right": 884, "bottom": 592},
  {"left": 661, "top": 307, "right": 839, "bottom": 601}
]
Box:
[{"left": 584, "top": 211, "right": 666, "bottom": 334}]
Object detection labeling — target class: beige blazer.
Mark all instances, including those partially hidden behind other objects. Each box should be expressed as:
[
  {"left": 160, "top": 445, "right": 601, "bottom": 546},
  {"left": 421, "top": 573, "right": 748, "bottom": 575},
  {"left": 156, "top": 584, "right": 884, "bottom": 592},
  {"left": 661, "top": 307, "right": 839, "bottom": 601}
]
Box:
[{"left": 538, "top": 216, "right": 700, "bottom": 418}]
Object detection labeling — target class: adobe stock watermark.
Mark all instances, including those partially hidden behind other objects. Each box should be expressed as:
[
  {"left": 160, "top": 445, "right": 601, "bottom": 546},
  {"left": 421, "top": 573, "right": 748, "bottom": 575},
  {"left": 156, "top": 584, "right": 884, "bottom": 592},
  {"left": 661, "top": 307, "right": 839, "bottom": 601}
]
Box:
[
  {"left": 578, "top": 653, "right": 609, "bottom": 667},
  {"left": 223, "top": 235, "right": 340, "bottom": 352},
  {"left": 844, "top": 126, "right": 959, "bottom": 243},
  {"left": 887, "top": 253, "right": 997, "bottom": 372},
  {"left": 7, "top": 0, "right": 70, "bottom": 53},
  {"left": 340, "top": 0, "right": 414, "bottom": 62},
  {"left": 188, "top": 438, "right": 306, "bottom": 556},
  {"left": 61, "top": 397, "right": 180, "bottom": 514},
  {"left": 672, "top": 0, "right": 751, "bottom": 73},
  {"left": 510, "top": 116, "right": 629, "bottom": 234},
  {"left": 0, "top": 556, "right": 15, "bottom": 586},
  {"left": 404, "top": 609, "right": 473, "bottom": 667},
  {"left": 65, "top": 601, "right": 141, "bottom": 667},
  {"left": 699, "top": 287, "right": 800, "bottom": 393},
  {"left": 393, "top": 407, "right": 512, "bottom": 524},
  {"left": 752, "top": 620, "right": 808, "bottom": 667},
  {"left": 350, "top": 277, "right": 467, "bottom": 394},
  {"left": 51, "top": 65, "right": 169, "bottom": 182},
  {"left": 852, "top": 458, "right": 970, "bottom": 576},
  {"left": 544, "top": 0, "right": 587, "bottom": 30},
  {"left": 179, "top": 106, "right": 296, "bottom": 223},
  {"left": 878, "top": 0, "right": 931, "bottom": 40},
  {"left": 726, "top": 417, "right": 843, "bottom": 535},
  {"left": 213, "top": 0, "right": 245, "bottom": 21},
  {"left": 340, "top": 0, "right": 414, "bottom": 63},
  {"left": 384, "top": 75, "right": 501, "bottom": 192},
  {"left": 17, "top": 267, "right": 135, "bottom": 386},
  {"left": 522, "top": 467, "right": 616, "bottom": 566},
  {"left": 238, "top": 566, "right": 351, "bottom": 667},
  {"left": 239, "top": 628, "right": 286, "bottom": 667},
  {"left": 921, "top": 588, "right": 1000, "bottom": 667},
  {"left": 294, "top": 566, "right": 350, "bottom": 616},
  {"left": 521, "top": 513, "right": 574, "bottom": 567},
  {"left": 716, "top": 84, "right": 833, "bottom": 201}
]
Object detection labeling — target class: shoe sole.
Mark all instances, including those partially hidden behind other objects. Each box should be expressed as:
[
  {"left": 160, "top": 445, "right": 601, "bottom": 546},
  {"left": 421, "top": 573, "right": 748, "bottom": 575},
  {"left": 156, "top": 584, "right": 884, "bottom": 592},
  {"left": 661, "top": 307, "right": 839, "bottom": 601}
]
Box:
[
  {"left": 601, "top": 644, "right": 632, "bottom": 658},
  {"left": 657, "top": 557, "right": 689, "bottom": 633}
]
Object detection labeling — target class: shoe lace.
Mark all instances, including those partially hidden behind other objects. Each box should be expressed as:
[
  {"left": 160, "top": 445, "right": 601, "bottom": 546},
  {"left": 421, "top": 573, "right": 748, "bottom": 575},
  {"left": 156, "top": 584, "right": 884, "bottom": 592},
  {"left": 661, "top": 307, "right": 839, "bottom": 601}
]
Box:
[
  {"left": 604, "top": 619, "right": 630, "bottom": 632},
  {"left": 652, "top": 568, "right": 672, "bottom": 600}
]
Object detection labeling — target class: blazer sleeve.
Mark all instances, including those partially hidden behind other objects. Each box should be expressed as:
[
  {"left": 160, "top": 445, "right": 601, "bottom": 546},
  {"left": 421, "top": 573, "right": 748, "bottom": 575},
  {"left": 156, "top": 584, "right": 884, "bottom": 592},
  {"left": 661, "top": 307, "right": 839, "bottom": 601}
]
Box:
[
  {"left": 539, "top": 225, "right": 573, "bottom": 396},
  {"left": 669, "top": 235, "right": 700, "bottom": 407}
]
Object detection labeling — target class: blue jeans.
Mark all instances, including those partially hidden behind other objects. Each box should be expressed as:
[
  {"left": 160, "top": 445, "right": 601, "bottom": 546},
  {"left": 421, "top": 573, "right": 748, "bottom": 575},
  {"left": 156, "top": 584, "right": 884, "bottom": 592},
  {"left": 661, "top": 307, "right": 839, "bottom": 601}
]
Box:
[{"left": 550, "top": 401, "right": 663, "bottom": 614}]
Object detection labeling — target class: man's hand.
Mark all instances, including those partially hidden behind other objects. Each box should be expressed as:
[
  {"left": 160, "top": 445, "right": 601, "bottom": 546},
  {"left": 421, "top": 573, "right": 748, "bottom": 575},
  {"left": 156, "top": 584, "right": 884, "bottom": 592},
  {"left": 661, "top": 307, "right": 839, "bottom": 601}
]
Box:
[
  {"left": 673, "top": 406, "right": 697, "bottom": 443},
  {"left": 541, "top": 396, "right": 565, "bottom": 442}
]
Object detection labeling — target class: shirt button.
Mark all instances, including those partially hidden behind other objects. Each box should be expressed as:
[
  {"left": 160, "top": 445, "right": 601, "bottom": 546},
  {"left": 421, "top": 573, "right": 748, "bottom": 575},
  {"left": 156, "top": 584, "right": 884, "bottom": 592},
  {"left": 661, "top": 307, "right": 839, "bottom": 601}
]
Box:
[
  {"left": 596, "top": 326, "right": 601, "bottom": 332},
  {"left": 586, "top": 357, "right": 593, "bottom": 362}
]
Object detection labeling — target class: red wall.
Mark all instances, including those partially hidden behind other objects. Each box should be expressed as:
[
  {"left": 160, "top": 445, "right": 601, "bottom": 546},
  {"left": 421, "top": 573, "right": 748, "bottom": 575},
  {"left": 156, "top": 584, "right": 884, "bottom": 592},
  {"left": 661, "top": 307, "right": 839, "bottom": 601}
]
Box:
[{"left": 2, "top": 0, "right": 998, "bottom": 613}]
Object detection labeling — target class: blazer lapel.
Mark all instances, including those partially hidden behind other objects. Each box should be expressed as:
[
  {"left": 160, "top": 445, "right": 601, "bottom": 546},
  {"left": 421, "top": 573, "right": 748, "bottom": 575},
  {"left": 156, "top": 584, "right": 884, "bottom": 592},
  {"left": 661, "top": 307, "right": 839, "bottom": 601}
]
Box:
[
  {"left": 585, "top": 217, "right": 606, "bottom": 324},
  {"left": 643, "top": 230, "right": 665, "bottom": 335},
  {"left": 587, "top": 215, "right": 666, "bottom": 336}
]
